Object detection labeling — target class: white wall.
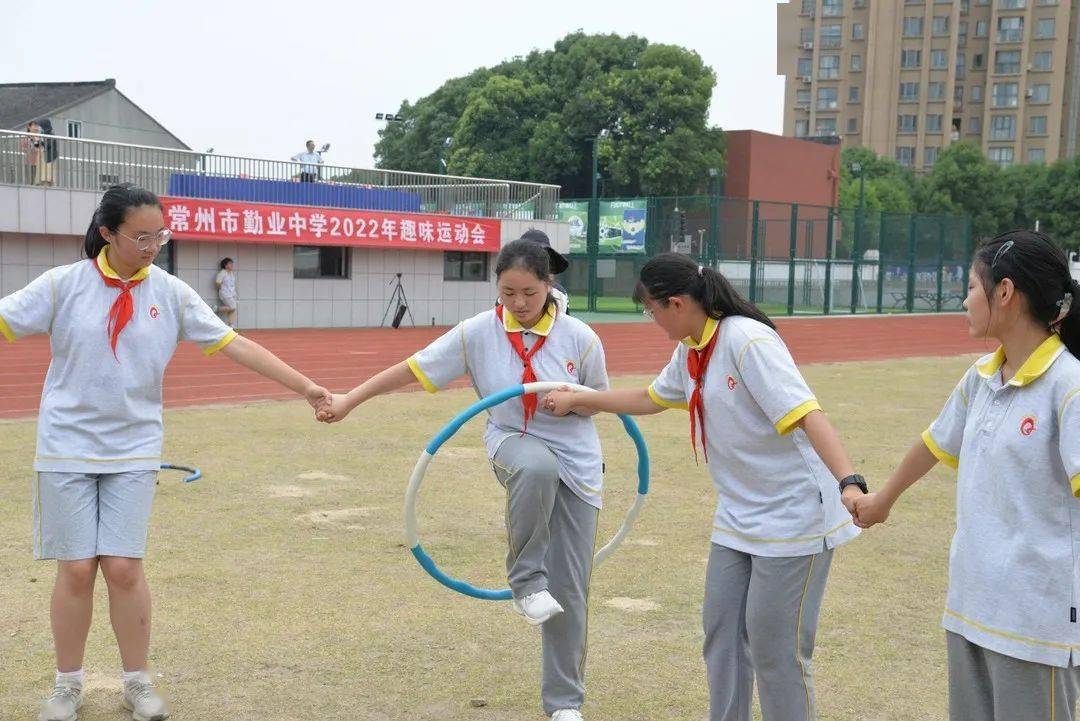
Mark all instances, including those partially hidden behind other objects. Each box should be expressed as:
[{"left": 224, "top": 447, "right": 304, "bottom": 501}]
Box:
[{"left": 0, "top": 185, "right": 570, "bottom": 329}]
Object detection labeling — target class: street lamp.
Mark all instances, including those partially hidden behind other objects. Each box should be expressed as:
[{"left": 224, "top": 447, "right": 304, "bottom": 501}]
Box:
[
  {"left": 850, "top": 161, "right": 866, "bottom": 312},
  {"left": 587, "top": 129, "right": 610, "bottom": 312},
  {"left": 707, "top": 167, "right": 721, "bottom": 264},
  {"left": 439, "top": 136, "right": 453, "bottom": 175}
]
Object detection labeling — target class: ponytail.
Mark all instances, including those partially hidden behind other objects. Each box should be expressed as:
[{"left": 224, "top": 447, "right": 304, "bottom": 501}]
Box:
[
  {"left": 633, "top": 252, "right": 775, "bottom": 329},
  {"left": 83, "top": 183, "right": 161, "bottom": 259},
  {"left": 1059, "top": 277, "right": 1080, "bottom": 358}
]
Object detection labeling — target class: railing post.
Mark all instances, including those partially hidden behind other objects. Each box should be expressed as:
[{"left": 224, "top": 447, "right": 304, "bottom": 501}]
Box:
[
  {"left": 749, "top": 201, "right": 760, "bottom": 304},
  {"left": 787, "top": 204, "right": 798, "bottom": 316},
  {"left": 824, "top": 207, "right": 834, "bottom": 314}
]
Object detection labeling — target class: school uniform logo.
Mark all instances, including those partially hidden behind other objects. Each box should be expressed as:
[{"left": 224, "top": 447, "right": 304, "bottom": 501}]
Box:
[
  {"left": 566, "top": 360, "right": 576, "bottom": 376},
  {"left": 1019, "top": 416, "right": 1037, "bottom": 436},
  {"left": 726, "top": 375, "right": 737, "bottom": 391},
  {"left": 148, "top": 305, "right": 159, "bottom": 319}
]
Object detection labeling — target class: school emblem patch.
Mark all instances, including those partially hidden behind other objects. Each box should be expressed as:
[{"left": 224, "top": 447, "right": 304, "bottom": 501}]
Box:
[
  {"left": 727, "top": 375, "right": 737, "bottom": 391},
  {"left": 148, "top": 305, "right": 159, "bottom": 319},
  {"left": 1019, "top": 416, "right": 1037, "bottom": 436},
  {"left": 566, "top": 360, "right": 576, "bottom": 376}
]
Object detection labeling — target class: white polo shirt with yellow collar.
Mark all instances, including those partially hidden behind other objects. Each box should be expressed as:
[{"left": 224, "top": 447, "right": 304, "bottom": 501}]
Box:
[
  {"left": 0, "top": 251, "right": 236, "bottom": 474},
  {"left": 407, "top": 305, "right": 609, "bottom": 509},
  {"left": 923, "top": 334, "right": 1080, "bottom": 667},
  {"left": 648, "top": 314, "right": 860, "bottom": 557}
]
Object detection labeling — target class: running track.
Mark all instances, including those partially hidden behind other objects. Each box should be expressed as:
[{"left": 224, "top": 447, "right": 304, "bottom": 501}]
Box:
[{"left": 0, "top": 314, "right": 991, "bottom": 419}]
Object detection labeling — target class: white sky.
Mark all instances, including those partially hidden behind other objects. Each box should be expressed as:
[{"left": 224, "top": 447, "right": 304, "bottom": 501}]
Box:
[{"left": 3, "top": 0, "right": 785, "bottom": 170}]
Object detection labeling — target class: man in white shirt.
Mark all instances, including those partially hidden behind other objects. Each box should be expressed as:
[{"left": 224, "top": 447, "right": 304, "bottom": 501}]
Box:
[{"left": 291, "top": 140, "right": 322, "bottom": 183}]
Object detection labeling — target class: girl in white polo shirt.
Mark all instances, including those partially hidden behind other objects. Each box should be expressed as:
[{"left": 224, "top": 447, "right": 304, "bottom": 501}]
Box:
[
  {"left": 545, "top": 252, "right": 865, "bottom": 721},
  {"left": 0, "top": 184, "right": 332, "bottom": 721},
  {"left": 319, "top": 239, "right": 608, "bottom": 721},
  {"left": 854, "top": 230, "right": 1080, "bottom": 721}
]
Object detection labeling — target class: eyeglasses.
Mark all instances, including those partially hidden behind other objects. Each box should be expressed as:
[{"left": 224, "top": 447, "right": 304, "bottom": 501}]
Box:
[{"left": 115, "top": 229, "right": 172, "bottom": 252}]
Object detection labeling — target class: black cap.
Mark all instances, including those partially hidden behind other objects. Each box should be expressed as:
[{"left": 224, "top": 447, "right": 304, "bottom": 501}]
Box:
[{"left": 520, "top": 229, "right": 569, "bottom": 274}]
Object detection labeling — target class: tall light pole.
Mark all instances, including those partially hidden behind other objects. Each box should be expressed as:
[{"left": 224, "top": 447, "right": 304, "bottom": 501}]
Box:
[
  {"left": 850, "top": 161, "right": 866, "bottom": 312},
  {"left": 587, "top": 129, "right": 609, "bottom": 312}
]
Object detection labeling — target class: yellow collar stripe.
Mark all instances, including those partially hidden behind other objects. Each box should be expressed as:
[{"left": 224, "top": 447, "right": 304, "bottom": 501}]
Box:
[
  {"left": 97, "top": 248, "right": 151, "bottom": 282},
  {"left": 681, "top": 316, "right": 720, "bottom": 350},
  {"left": 976, "top": 335, "right": 1065, "bottom": 387},
  {"left": 502, "top": 305, "right": 556, "bottom": 336}
]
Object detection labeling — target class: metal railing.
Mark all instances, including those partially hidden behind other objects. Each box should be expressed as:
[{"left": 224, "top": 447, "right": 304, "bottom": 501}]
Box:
[{"left": 0, "top": 130, "right": 561, "bottom": 220}]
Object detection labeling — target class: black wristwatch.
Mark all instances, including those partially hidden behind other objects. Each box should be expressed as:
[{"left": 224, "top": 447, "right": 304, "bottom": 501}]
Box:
[{"left": 839, "top": 474, "right": 868, "bottom": 494}]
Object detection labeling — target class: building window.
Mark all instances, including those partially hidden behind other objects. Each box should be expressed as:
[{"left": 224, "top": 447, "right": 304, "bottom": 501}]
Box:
[
  {"left": 801, "top": 0, "right": 816, "bottom": 13},
  {"left": 926, "top": 114, "right": 945, "bottom": 132},
  {"left": 958, "top": 21, "right": 968, "bottom": 45},
  {"left": 971, "top": 85, "right": 983, "bottom": 102},
  {"left": 899, "top": 82, "right": 921, "bottom": 102},
  {"left": 1030, "top": 83, "right": 1051, "bottom": 103},
  {"left": 847, "top": 117, "right": 860, "bottom": 133},
  {"left": 898, "top": 114, "right": 919, "bottom": 133},
  {"left": 819, "top": 55, "right": 841, "bottom": 79},
  {"left": 972, "top": 53, "right": 985, "bottom": 69},
  {"left": 66, "top": 120, "right": 82, "bottom": 138},
  {"left": 851, "top": 54, "right": 863, "bottom": 71},
  {"left": 956, "top": 51, "right": 966, "bottom": 78},
  {"left": 975, "top": 20, "right": 989, "bottom": 37},
  {"left": 1029, "top": 115, "right": 1048, "bottom": 135},
  {"left": 852, "top": 22, "right": 865, "bottom": 39},
  {"left": 932, "top": 16, "right": 950, "bottom": 35},
  {"left": 822, "top": 0, "right": 843, "bottom": 16},
  {"left": 997, "top": 16, "right": 1024, "bottom": 42},
  {"left": 925, "top": 146, "right": 941, "bottom": 166},
  {"left": 901, "top": 49, "right": 922, "bottom": 68},
  {"left": 795, "top": 119, "right": 810, "bottom": 137},
  {"left": 1028, "top": 147, "right": 1046, "bottom": 163},
  {"left": 990, "top": 115, "right": 1017, "bottom": 140},
  {"left": 817, "top": 87, "right": 840, "bottom": 109},
  {"left": 798, "top": 57, "right": 813, "bottom": 76},
  {"left": 293, "top": 246, "right": 350, "bottom": 279},
  {"left": 903, "top": 16, "right": 925, "bottom": 36},
  {"left": 988, "top": 147, "right": 1015, "bottom": 167},
  {"left": 444, "top": 251, "right": 490, "bottom": 282},
  {"left": 796, "top": 89, "right": 811, "bottom": 107},
  {"left": 853, "top": 0, "right": 867, "bottom": 7},
  {"left": 995, "top": 50, "right": 1021, "bottom": 74},
  {"left": 821, "top": 24, "right": 842, "bottom": 48},
  {"left": 1036, "top": 0, "right": 1058, "bottom": 5},
  {"left": 931, "top": 49, "right": 949, "bottom": 69},
  {"left": 998, "top": 0, "right": 1025, "bottom": 6},
  {"left": 1035, "top": 18, "right": 1055, "bottom": 38},
  {"left": 849, "top": 85, "right": 862, "bottom": 102},
  {"left": 816, "top": 117, "right": 838, "bottom": 135},
  {"left": 896, "top": 147, "right": 916, "bottom": 166},
  {"left": 928, "top": 81, "right": 947, "bottom": 100},
  {"left": 992, "top": 82, "right": 1020, "bottom": 107},
  {"left": 1033, "top": 51, "right": 1052, "bottom": 71},
  {"left": 970, "top": 116, "right": 982, "bottom": 133},
  {"left": 801, "top": 27, "right": 815, "bottom": 44}
]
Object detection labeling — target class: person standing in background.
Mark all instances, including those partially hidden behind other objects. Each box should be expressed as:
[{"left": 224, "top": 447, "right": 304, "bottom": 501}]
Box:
[{"left": 215, "top": 258, "right": 238, "bottom": 327}]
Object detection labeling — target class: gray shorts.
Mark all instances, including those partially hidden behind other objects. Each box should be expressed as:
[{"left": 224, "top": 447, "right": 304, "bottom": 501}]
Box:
[{"left": 33, "top": 471, "right": 159, "bottom": 561}]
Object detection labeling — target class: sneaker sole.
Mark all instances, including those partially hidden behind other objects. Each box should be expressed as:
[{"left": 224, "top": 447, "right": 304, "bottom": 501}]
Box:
[
  {"left": 39, "top": 696, "right": 82, "bottom": 721},
  {"left": 121, "top": 697, "right": 170, "bottom": 721},
  {"left": 512, "top": 603, "right": 565, "bottom": 626}
]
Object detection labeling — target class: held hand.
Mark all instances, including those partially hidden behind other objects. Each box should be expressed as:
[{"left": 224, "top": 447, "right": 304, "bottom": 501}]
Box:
[
  {"left": 850, "top": 492, "right": 892, "bottom": 529},
  {"left": 305, "top": 384, "right": 332, "bottom": 415},
  {"left": 840, "top": 485, "right": 864, "bottom": 515},
  {"left": 316, "top": 393, "right": 354, "bottom": 423},
  {"left": 542, "top": 388, "right": 577, "bottom": 417}
]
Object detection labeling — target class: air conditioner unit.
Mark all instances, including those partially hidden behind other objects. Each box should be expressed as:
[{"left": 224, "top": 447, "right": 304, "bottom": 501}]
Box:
[
  {"left": 799, "top": 75, "right": 813, "bottom": 83},
  {"left": 796, "top": 102, "right": 811, "bottom": 110},
  {"left": 802, "top": 41, "right": 815, "bottom": 50},
  {"left": 1026, "top": 63, "right": 1033, "bottom": 71},
  {"left": 1026, "top": 88, "right": 1035, "bottom": 97}
]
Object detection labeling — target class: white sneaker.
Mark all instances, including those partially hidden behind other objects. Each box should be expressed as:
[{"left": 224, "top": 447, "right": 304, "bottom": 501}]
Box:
[
  {"left": 512, "top": 589, "right": 564, "bottom": 625},
  {"left": 121, "top": 679, "right": 170, "bottom": 721},
  {"left": 551, "top": 710, "right": 584, "bottom": 721},
  {"left": 39, "top": 682, "right": 83, "bottom": 721}
]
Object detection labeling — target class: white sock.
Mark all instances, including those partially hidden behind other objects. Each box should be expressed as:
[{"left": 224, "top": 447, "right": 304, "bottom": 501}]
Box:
[
  {"left": 122, "top": 670, "right": 150, "bottom": 686},
  {"left": 56, "top": 669, "right": 85, "bottom": 687}
]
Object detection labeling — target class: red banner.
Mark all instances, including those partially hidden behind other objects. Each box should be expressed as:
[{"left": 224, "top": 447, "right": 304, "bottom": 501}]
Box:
[{"left": 160, "top": 197, "right": 501, "bottom": 253}]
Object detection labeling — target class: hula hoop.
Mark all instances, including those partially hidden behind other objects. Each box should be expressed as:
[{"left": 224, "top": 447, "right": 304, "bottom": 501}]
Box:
[
  {"left": 160, "top": 463, "right": 202, "bottom": 483},
  {"left": 405, "top": 381, "right": 650, "bottom": 601}
]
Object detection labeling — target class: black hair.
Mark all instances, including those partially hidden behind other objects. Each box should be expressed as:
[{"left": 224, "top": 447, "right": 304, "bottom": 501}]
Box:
[
  {"left": 220, "top": 257, "right": 233, "bottom": 270},
  {"left": 494, "top": 239, "right": 557, "bottom": 313},
  {"left": 633, "top": 253, "right": 776, "bottom": 330},
  {"left": 974, "top": 229, "right": 1080, "bottom": 358},
  {"left": 84, "top": 183, "right": 162, "bottom": 259}
]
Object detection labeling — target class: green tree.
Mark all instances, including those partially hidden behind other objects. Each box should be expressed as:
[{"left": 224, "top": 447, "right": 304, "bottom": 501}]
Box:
[
  {"left": 373, "top": 33, "right": 725, "bottom": 197},
  {"left": 1038, "top": 155, "right": 1080, "bottom": 249},
  {"left": 916, "top": 142, "right": 1008, "bottom": 239}
]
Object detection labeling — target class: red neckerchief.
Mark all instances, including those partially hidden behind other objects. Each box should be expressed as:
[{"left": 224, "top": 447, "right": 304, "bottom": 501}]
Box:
[
  {"left": 686, "top": 326, "right": 720, "bottom": 464},
  {"left": 496, "top": 304, "right": 548, "bottom": 430},
  {"left": 94, "top": 256, "right": 145, "bottom": 359}
]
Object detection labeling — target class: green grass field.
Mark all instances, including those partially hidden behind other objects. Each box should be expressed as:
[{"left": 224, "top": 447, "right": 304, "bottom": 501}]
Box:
[{"left": 0, "top": 356, "right": 977, "bottom": 720}]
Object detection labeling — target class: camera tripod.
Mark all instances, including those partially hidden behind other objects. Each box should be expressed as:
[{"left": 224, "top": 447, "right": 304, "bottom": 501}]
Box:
[{"left": 381, "top": 273, "right": 415, "bottom": 328}]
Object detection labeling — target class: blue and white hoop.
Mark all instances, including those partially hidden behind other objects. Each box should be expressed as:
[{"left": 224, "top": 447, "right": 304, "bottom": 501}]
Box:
[{"left": 404, "top": 381, "right": 650, "bottom": 601}]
